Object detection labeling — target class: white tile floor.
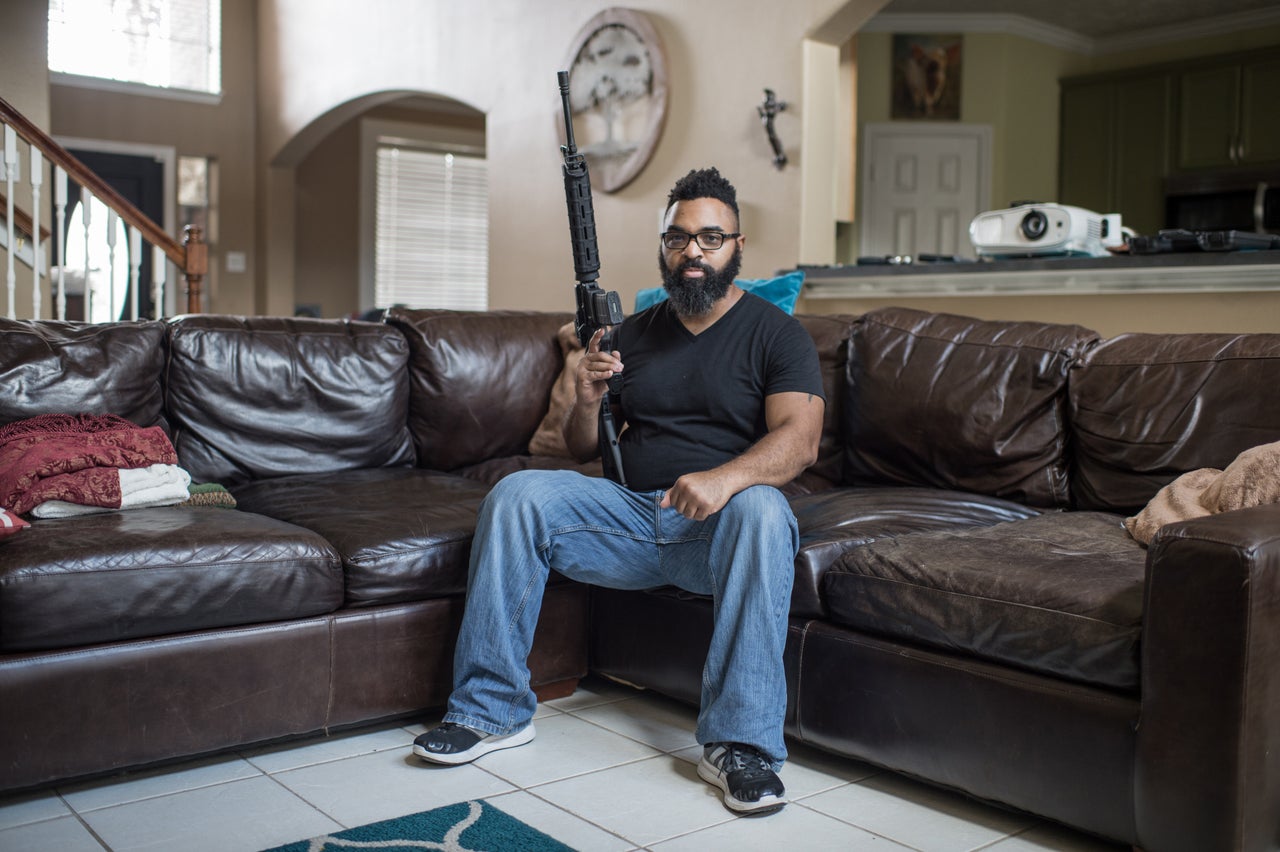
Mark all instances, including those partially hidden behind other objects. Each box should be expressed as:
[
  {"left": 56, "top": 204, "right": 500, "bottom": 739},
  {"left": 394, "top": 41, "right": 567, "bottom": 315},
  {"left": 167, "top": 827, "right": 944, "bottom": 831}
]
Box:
[{"left": 0, "top": 677, "right": 1128, "bottom": 852}]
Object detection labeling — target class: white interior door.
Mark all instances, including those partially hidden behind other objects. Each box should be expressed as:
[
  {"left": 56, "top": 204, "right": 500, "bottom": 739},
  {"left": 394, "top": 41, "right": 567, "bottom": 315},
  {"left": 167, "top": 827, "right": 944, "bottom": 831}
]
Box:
[{"left": 860, "top": 123, "right": 991, "bottom": 259}]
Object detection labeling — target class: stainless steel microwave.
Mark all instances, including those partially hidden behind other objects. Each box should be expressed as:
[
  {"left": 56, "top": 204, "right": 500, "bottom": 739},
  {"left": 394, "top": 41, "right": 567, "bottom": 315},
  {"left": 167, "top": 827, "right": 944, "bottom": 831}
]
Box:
[{"left": 1165, "top": 169, "right": 1280, "bottom": 233}]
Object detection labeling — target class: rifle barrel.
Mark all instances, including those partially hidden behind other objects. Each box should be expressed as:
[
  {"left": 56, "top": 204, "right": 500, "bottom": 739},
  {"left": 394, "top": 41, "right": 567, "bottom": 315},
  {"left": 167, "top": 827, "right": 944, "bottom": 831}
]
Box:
[{"left": 557, "top": 70, "right": 578, "bottom": 154}]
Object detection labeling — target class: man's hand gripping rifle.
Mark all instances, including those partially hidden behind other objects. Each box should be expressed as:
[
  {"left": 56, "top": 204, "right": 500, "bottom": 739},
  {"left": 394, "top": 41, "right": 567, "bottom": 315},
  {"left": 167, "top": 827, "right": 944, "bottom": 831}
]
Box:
[{"left": 558, "top": 70, "right": 627, "bottom": 486}]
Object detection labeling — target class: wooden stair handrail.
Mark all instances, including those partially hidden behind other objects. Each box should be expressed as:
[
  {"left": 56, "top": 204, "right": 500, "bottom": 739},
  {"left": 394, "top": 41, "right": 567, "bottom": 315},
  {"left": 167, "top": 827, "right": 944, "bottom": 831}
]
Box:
[{"left": 0, "top": 93, "right": 207, "bottom": 313}]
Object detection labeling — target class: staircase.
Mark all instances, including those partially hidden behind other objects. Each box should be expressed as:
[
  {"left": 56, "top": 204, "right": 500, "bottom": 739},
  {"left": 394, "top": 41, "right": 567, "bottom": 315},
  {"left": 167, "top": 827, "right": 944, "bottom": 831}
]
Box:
[
  {"left": 0, "top": 189, "right": 48, "bottom": 274},
  {"left": 0, "top": 94, "right": 207, "bottom": 321}
]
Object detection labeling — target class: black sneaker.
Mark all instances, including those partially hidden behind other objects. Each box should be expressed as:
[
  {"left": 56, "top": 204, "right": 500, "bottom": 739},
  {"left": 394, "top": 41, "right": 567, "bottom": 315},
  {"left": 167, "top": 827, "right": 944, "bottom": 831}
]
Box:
[
  {"left": 697, "top": 742, "right": 788, "bottom": 814},
  {"left": 412, "top": 721, "right": 535, "bottom": 765}
]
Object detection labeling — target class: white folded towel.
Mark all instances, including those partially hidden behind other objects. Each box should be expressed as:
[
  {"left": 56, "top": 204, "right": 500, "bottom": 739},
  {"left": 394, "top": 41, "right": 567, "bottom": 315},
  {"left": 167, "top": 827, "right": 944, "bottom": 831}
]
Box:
[{"left": 31, "top": 464, "right": 193, "bottom": 518}]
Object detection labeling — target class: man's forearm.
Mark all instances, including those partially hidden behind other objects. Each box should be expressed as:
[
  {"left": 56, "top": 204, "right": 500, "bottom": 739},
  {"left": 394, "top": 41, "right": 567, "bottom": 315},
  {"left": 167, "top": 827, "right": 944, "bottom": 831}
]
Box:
[
  {"left": 660, "top": 391, "right": 824, "bottom": 520},
  {"left": 659, "top": 421, "right": 820, "bottom": 521},
  {"left": 713, "top": 421, "right": 820, "bottom": 492},
  {"left": 562, "top": 399, "right": 602, "bottom": 462}
]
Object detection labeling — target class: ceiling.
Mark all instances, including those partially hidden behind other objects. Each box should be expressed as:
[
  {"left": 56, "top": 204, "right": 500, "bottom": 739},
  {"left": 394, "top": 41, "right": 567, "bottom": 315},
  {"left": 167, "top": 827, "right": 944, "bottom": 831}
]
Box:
[{"left": 877, "top": 0, "right": 1280, "bottom": 40}]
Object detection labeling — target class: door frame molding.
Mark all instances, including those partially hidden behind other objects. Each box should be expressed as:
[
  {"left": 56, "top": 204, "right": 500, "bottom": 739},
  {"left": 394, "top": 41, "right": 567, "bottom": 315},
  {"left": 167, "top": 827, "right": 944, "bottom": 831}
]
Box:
[
  {"left": 53, "top": 136, "right": 178, "bottom": 315},
  {"left": 859, "top": 122, "right": 992, "bottom": 257}
]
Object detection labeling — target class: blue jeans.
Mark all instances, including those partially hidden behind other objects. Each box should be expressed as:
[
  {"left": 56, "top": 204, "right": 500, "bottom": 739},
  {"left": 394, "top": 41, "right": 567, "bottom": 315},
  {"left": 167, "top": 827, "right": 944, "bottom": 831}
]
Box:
[{"left": 443, "top": 470, "right": 798, "bottom": 769}]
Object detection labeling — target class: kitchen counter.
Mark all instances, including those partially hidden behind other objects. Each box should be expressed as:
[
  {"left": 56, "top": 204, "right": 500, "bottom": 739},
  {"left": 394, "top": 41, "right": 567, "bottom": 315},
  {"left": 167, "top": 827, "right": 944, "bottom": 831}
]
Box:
[{"left": 801, "top": 251, "right": 1280, "bottom": 299}]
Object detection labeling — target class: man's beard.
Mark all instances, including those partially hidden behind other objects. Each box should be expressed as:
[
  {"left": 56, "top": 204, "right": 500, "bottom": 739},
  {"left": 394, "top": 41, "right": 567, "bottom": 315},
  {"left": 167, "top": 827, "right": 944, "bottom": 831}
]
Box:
[{"left": 658, "top": 245, "right": 742, "bottom": 317}]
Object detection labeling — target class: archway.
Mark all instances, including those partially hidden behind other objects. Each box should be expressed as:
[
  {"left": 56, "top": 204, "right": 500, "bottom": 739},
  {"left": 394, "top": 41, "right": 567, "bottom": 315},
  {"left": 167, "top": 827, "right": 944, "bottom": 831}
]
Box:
[{"left": 274, "top": 91, "right": 487, "bottom": 319}]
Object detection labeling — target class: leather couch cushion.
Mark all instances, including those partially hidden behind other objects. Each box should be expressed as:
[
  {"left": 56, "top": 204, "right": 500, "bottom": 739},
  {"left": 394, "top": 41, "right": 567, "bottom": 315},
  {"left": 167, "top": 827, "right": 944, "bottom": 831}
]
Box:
[
  {"left": 166, "top": 316, "right": 415, "bottom": 486},
  {"left": 387, "top": 308, "right": 574, "bottom": 471},
  {"left": 843, "top": 307, "right": 1099, "bottom": 507},
  {"left": 1070, "top": 331, "right": 1280, "bottom": 513},
  {"left": 0, "top": 507, "right": 343, "bottom": 651},
  {"left": 0, "top": 319, "right": 167, "bottom": 430},
  {"left": 232, "top": 467, "right": 491, "bottom": 606},
  {"left": 823, "top": 511, "right": 1146, "bottom": 691},
  {"left": 790, "top": 486, "right": 1040, "bottom": 618}
]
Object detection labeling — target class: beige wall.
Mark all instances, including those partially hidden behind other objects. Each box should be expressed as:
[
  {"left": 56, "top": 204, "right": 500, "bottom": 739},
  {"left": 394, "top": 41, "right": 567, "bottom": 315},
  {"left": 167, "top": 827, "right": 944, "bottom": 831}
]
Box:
[
  {"left": 852, "top": 31, "right": 1090, "bottom": 252},
  {"left": 258, "top": 0, "right": 874, "bottom": 317},
  {"left": 1, "top": 0, "right": 50, "bottom": 128},
  {"left": 0, "top": 0, "right": 52, "bottom": 319},
  {"left": 47, "top": 0, "right": 259, "bottom": 316},
  {"left": 293, "top": 119, "right": 360, "bottom": 319}
]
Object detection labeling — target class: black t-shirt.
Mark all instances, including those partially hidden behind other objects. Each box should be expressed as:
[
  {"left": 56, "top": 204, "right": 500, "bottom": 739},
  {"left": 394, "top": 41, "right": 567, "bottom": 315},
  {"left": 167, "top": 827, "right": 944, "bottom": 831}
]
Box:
[{"left": 612, "top": 292, "right": 825, "bottom": 492}]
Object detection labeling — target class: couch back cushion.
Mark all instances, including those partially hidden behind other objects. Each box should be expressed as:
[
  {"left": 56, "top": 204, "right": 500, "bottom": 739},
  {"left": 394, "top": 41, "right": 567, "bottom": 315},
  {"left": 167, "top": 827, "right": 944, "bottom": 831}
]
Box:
[
  {"left": 387, "top": 308, "right": 573, "bottom": 471},
  {"left": 844, "top": 307, "right": 1099, "bottom": 507},
  {"left": 0, "top": 319, "right": 168, "bottom": 429},
  {"left": 794, "top": 314, "right": 855, "bottom": 490},
  {"left": 1070, "top": 331, "right": 1280, "bottom": 513},
  {"left": 167, "top": 315, "right": 415, "bottom": 486}
]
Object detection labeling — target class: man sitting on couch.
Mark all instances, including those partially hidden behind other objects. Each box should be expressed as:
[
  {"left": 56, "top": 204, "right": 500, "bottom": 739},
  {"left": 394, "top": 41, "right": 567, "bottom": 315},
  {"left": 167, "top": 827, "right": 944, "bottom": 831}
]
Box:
[{"left": 413, "top": 167, "right": 825, "bottom": 815}]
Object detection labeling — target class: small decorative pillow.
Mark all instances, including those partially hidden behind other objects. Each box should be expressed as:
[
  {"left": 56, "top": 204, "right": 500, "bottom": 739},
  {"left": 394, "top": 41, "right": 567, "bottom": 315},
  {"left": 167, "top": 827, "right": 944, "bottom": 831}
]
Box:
[
  {"left": 0, "top": 507, "right": 30, "bottom": 539},
  {"left": 634, "top": 269, "right": 805, "bottom": 314},
  {"left": 527, "top": 323, "right": 586, "bottom": 458}
]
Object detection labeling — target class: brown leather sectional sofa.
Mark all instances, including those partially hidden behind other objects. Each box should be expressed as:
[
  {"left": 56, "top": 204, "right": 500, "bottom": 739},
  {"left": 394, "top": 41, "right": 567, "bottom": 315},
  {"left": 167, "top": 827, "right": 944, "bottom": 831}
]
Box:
[{"left": 1, "top": 305, "right": 1278, "bottom": 851}]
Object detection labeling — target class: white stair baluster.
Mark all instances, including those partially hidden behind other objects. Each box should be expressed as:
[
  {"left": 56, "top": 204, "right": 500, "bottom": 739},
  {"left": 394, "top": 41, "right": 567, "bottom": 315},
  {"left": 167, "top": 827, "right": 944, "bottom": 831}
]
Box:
[
  {"left": 4, "top": 125, "right": 16, "bottom": 319},
  {"left": 55, "top": 168, "right": 67, "bottom": 320},
  {"left": 106, "top": 209, "right": 118, "bottom": 323},
  {"left": 81, "top": 187, "right": 92, "bottom": 322},
  {"left": 151, "top": 244, "right": 165, "bottom": 319},
  {"left": 129, "top": 227, "right": 140, "bottom": 320},
  {"left": 30, "top": 148, "right": 43, "bottom": 320}
]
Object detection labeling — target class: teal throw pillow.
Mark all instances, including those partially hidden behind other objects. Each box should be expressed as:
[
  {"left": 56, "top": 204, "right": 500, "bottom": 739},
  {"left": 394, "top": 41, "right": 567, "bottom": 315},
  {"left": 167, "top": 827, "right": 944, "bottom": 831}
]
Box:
[{"left": 634, "top": 269, "right": 805, "bottom": 314}]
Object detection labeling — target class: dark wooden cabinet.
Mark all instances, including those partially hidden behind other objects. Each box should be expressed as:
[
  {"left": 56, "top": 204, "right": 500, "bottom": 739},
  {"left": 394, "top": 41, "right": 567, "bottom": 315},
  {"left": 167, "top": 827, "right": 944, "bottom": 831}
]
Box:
[
  {"left": 1060, "top": 46, "right": 1280, "bottom": 237},
  {"left": 1059, "top": 71, "right": 1172, "bottom": 236},
  {"left": 1059, "top": 79, "right": 1113, "bottom": 216},
  {"left": 1177, "top": 52, "right": 1280, "bottom": 169}
]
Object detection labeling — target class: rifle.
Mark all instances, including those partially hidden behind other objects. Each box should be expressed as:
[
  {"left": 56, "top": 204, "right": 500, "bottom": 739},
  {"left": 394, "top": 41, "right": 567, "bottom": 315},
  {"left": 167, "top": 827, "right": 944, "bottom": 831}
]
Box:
[{"left": 558, "top": 70, "right": 627, "bottom": 487}]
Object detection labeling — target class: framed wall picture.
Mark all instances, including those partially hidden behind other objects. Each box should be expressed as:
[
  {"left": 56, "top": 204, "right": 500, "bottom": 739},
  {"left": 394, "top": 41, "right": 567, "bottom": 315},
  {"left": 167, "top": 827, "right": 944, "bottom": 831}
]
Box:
[
  {"left": 561, "top": 8, "right": 668, "bottom": 193},
  {"left": 891, "top": 34, "right": 963, "bottom": 121}
]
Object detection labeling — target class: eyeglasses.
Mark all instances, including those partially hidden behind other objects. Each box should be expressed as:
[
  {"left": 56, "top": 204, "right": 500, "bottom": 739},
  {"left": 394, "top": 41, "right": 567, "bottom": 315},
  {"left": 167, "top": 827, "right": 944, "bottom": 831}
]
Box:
[{"left": 660, "top": 231, "right": 741, "bottom": 251}]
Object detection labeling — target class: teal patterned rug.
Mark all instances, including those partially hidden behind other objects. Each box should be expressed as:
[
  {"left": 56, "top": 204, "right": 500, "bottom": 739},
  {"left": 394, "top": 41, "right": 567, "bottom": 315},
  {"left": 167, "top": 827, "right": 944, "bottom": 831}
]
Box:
[{"left": 260, "top": 799, "right": 576, "bottom": 851}]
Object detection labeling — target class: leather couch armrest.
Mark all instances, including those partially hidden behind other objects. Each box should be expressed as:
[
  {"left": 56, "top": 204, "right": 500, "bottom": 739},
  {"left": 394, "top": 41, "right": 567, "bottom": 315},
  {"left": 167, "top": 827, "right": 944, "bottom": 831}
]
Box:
[{"left": 1135, "top": 502, "right": 1280, "bottom": 852}]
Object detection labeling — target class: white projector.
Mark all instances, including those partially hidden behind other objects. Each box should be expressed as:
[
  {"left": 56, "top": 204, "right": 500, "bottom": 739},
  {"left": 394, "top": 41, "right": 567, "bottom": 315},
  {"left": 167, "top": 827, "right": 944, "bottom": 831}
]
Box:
[{"left": 969, "top": 203, "right": 1124, "bottom": 258}]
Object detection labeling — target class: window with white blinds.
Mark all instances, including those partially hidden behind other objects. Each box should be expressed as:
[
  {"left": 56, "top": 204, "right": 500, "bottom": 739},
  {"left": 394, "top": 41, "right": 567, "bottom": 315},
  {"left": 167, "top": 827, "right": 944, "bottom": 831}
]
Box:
[
  {"left": 48, "top": 0, "right": 222, "bottom": 98},
  {"left": 375, "top": 146, "right": 488, "bottom": 311}
]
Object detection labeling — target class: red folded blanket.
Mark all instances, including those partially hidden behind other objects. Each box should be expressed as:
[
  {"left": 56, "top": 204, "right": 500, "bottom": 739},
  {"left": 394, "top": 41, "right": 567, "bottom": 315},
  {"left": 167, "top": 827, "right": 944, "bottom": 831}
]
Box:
[{"left": 0, "top": 413, "right": 178, "bottom": 516}]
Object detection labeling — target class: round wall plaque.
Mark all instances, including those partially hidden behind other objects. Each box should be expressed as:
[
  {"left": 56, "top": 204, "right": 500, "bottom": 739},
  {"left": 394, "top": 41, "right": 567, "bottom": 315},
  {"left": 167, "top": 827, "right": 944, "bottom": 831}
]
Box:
[{"left": 561, "top": 8, "right": 668, "bottom": 193}]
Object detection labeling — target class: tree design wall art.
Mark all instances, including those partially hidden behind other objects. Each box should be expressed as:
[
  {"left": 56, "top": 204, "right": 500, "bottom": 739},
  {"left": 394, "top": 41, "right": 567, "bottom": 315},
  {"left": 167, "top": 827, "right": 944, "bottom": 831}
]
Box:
[{"left": 561, "top": 8, "right": 668, "bottom": 193}]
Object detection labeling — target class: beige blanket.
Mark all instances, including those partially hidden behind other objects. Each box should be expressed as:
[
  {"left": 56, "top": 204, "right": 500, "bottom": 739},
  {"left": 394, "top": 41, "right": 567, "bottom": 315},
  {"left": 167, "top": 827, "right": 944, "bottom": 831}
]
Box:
[{"left": 1125, "top": 440, "right": 1280, "bottom": 545}]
